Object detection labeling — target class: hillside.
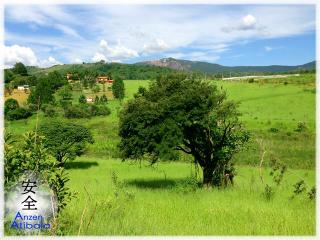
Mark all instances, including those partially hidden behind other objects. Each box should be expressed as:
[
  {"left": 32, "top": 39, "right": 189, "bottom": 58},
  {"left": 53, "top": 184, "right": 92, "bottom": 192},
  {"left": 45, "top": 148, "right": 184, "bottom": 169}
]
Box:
[
  {"left": 26, "top": 61, "right": 179, "bottom": 80},
  {"left": 136, "top": 58, "right": 316, "bottom": 74}
]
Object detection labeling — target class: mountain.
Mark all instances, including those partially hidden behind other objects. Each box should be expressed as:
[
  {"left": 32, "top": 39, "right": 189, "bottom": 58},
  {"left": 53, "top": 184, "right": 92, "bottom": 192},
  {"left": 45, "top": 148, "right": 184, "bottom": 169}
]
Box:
[{"left": 136, "top": 58, "right": 316, "bottom": 74}]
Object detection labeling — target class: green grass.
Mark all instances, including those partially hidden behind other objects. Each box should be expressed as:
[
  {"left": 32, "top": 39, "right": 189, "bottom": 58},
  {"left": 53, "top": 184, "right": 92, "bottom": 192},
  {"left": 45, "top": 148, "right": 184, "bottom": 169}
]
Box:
[
  {"left": 5, "top": 75, "right": 316, "bottom": 236},
  {"left": 58, "top": 156, "right": 315, "bottom": 235}
]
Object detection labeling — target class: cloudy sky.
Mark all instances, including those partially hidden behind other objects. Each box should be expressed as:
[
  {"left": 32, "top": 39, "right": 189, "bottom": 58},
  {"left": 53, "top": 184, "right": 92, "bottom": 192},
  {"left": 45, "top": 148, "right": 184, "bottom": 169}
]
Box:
[{"left": 4, "top": 4, "right": 316, "bottom": 68}]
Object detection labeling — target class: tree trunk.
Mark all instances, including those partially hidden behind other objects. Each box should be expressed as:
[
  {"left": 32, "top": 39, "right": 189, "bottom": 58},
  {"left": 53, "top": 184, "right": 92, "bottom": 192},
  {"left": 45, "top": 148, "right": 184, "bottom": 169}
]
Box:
[{"left": 202, "top": 166, "right": 214, "bottom": 188}]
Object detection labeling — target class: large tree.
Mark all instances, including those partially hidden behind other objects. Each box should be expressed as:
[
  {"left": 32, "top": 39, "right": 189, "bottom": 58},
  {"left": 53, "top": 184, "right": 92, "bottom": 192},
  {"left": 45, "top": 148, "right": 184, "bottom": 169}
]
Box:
[
  {"left": 39, "top": 120, "right": 94, "bottom": 167},
  {"left": 118, "top": 74, "right": 249, "bottom": 187}
]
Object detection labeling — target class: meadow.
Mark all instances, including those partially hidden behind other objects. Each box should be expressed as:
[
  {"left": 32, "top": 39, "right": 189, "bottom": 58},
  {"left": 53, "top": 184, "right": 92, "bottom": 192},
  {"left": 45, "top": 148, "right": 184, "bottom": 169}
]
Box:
[{"left": 4, "top": 75, "right": 316, "bottom": 235}]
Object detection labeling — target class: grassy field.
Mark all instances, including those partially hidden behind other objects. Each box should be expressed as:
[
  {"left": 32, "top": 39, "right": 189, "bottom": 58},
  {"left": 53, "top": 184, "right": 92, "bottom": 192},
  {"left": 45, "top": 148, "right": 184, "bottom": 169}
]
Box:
[
  {"left": 4, "top": 75, "right": 316, "bottom": 235},
  {"left": 59, "top": 157, "right": 315, "bottom": 235}
]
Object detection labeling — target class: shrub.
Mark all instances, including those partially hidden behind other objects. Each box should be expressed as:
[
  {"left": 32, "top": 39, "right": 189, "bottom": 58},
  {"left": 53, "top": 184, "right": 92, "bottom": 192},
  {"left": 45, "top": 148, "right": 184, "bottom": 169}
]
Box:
[
  {"left": 248, "top": 78, "right": 255, "bottom": 83},
  {"left": 100, "top": 94, "right": 108, "bottom": 103},
  {"left": 263, "top": 184, "right": 274, "bottom": 201},
  {"left": 269, "top": 127, "right": 279, "bottom": 133},
  {"left": 59, "top": 99, "right": 73, "bottom": 108},
  {"left": 79, "top": 94, "right": 86, "bottom": 104},
  {"left": 295, "top": 121, "right": 307, "bottom": 132},
  {"left": 42, "top": 104, "right": 57, "bottom": 117},
  {"left": 5, "top": 98, "right": 19, "bottom": 114},
  {"left": 5, "top": 107, "right": 32, "bottom": 121},
  {"left": 64, "top": 105, "right": 90, "bottom": 119},
  {"left": 89, "top": 104, "right": 111, "bottom": 116}
]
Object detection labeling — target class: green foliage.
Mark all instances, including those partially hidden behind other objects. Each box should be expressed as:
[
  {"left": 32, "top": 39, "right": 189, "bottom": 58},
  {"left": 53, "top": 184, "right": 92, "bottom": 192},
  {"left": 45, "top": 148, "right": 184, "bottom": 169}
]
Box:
[
  {"left": 269, "top": 155, "right": 287, "bottom": 185},
  {"left": 92, "top": 84, "right": 100, "bottom": 93},
  {"left": 42, "top": 104, "right": 57, "bottom": 117},
  {"left": 79, "top": 94, "right": 86, "bottom": 104},
  {"left": 94, "top": 95, "right": 100, "bottom": 104},
  {"left": 64, "top": 104, "right": 111, "bottom": 119},
  {"left": 4, "top": 69, "right": 15, "bottom": 83},
  {"left": 295, "top": 121, "right": 308, "bottom": 132},
  {"left": 119, "top": 73, "right": 249, "bottom": 186},
  {"left": 5, "top": 108, "right": 32, "bottom": 121},
  {"left": 49, "top": 168, "right": 76, "bottom": 212},
  {"left": 39, "top": 120, "right": 94, "bottom": 167},
  {"left": 263, "top": 184, "right": 274, "bottom": 201},
  {"left": 13, "top": 62, "right": 28, "bottom": 76},
  {"left": 307, "top": 186, "right": 316, "bottom": 200},
  {"left": 291, "top": 180, "right": 306, "bottom": 198},
  {"left": 5, "top": 98, "right": 19, "bottom": 114},
  {"left": 47, "top": 71, "right": 67, "bottom": 90},
  {"left": 4, "top": 131, "right": 75, "bottom": 213},
  {"left": 112, "top": 75, "right": 125, "bottom": 100},
  {"left": 100, "top": 94, "right": 108, "bottom": 104},
  {"left": 64, "top": 105, "right": 91, "bottom": 119},
  {"left": 57, "top": 85, "right": 73, "bottom": 100},
  {"left": 28, "top": 76, "right": 56, "bottom": 107}
]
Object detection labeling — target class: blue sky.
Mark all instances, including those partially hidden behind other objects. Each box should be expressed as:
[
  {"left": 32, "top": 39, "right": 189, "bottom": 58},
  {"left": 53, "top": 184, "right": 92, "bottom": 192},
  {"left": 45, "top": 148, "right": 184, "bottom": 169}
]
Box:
[{"left": 4, "top": 4, "right": 316, "bottom": 67}]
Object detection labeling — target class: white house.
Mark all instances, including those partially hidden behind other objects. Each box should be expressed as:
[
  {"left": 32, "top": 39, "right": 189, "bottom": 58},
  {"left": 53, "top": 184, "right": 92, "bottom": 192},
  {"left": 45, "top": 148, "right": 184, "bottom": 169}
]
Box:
[{"left": 17, "top": 85, "right": 29, "bottom": 91}]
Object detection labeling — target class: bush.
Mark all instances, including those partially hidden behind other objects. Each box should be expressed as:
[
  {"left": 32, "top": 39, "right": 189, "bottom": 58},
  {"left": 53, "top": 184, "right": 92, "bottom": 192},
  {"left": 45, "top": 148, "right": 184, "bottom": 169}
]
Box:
[
  {"left": 27, "top": 103, "right": 39, "bottom": 112},
  {"left": 269, "top": 127, "right": 279, "bottom": 133},
  {"left": 248, "top": 78, "right": 255, "bottom": 83},
  {"left": 42, "top": 104, "right": 57, "bottom": 117},
  {"left": 89, "top": 104, "right": 111, "bottom": 116},
  {"left": 64, "top": 105, "right": 90, "bottom": 119},
  {"left": 59, "top": 99, "right": 73, "bottom": 108},
  {"left": 5, "top": 98, "right": 19, "bottom": 114},
  {"left": 5, "top": 108, "right": 32, "bottom": 121},
  {"left": 295, "top": 121, "right": 307, "bottom": 132},
  {"left": 64, "top": 104, "right": 111, "bottom": 118},
  {"left": 79, "top": 94, "right": 86, "bottom": 104}
]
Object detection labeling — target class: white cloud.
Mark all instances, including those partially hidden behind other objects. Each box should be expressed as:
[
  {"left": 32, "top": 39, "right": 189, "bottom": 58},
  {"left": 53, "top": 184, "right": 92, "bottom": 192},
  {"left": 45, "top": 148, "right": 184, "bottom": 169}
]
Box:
[
  {"left": 143, "top": 39, "right": 169, "bottom": 54},
  {"left": 6, "top": 5, "right": 80, "bottom": 38},
  {"left": 98, "top": 39, "right": 138, "bottom": 60},
  {"left": 4, "top": 44, "right": 38, "bottom": 67},
  {"left": 39, "top": 56, "right": 62, "bottom": 68},
  {"left": 92, "top": 52, "right": 108, "bottom": 62},
  {"left": 4, "top": 44, "right": 62, "bottom": 68},
  {"left": 5, "top": 5, "right": 315, "bottom": 64},
  {"left": 243, "top": 14, "right": 257, "bottom": 28}
]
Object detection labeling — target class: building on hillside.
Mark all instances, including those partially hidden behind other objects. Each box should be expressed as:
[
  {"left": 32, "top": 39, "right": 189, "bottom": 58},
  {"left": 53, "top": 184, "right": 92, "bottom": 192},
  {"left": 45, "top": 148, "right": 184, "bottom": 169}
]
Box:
[
  {"left": 96, "top": 76, "right": 113, "bottom": 85},
  {"left": 86, "top": 97, "right": 94, "bottom": 103},
  {"left": 17, "top": 85, "right": 29, "bottom": 91}
]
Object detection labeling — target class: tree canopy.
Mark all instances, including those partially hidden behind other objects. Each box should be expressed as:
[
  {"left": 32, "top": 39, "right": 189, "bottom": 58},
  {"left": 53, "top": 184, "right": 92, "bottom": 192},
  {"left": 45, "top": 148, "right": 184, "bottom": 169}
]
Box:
[
  {"left": 118, "top": 73, "right": 249, "bottom": 187},
  {"left": 112, "top": 75, "right": 125, "bottom": 101},
  {"left": 39, "top": 120, "right": 94, "bottom": 167},
  {"left": 13, "top": 62, "right": 28, "bottom": 76}
]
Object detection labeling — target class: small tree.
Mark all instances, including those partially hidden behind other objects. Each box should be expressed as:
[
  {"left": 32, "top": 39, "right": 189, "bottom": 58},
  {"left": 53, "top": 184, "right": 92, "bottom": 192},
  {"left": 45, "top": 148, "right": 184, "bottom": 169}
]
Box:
[
  {"left": 13, "top": 62, "right": 28, "bottom": 76},
  {"left": 119, "top": 74, "right": 249, "bottom": 187},
  {"left": 57, "top": 85, "right": 73, "bottom": 100},
  {"left": 112, "top": 75, "right": 125, "bottom": 101},
  {"left": 79, "top": 94, "right": 86, "bottom": 104},
  {"left": 39, "top": 120, "right": 94, "bottom": 167},
  {"left": 28, "top": 76, "right": 55, "bottom": 107}
]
